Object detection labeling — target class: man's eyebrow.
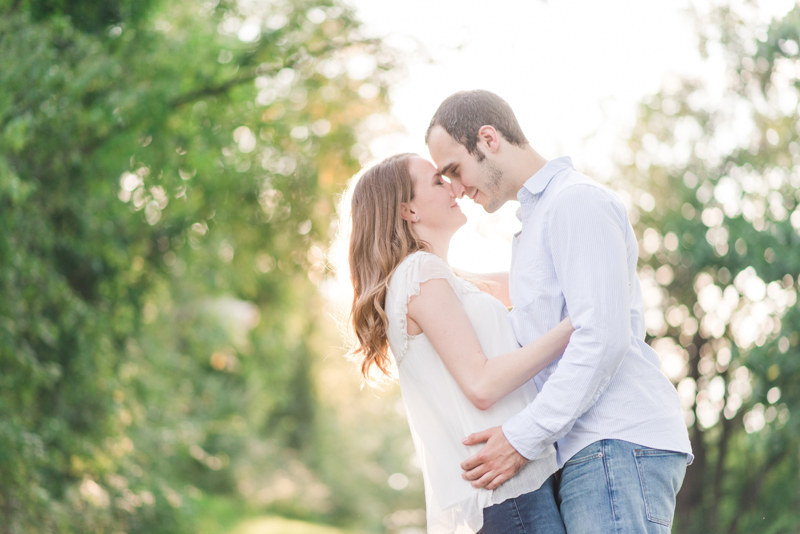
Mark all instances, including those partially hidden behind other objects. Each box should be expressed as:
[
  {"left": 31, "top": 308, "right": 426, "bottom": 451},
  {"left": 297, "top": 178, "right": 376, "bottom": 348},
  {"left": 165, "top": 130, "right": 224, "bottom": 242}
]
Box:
[{"left": 439, "top": 162, "right": 456, "bottom": 176}]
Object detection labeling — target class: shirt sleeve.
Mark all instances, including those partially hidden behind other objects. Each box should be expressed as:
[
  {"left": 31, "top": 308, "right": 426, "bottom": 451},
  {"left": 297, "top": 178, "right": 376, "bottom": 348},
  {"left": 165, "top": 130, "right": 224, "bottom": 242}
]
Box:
[{"left": 502, "top": 184, "right": 633, "bottom": 460}]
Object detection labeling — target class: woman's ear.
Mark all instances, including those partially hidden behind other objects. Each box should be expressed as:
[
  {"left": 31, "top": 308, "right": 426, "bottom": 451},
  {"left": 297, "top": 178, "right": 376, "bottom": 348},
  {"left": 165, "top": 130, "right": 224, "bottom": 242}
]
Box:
[{"left": 400, "top": 202, "right": 417, "bottom": 222}]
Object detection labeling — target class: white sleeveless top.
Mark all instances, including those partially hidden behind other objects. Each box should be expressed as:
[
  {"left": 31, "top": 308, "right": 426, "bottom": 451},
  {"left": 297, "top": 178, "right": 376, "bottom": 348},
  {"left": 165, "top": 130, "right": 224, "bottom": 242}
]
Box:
[{"left": 385, "top": 251, "right": 558, "bottom": 534}]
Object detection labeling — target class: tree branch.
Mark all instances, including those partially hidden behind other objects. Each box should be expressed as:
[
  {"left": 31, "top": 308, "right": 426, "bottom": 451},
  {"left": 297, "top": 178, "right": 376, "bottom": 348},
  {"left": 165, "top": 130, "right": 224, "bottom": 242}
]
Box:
[
  {"left": 711, "top": 393, "right": 742, "bottom": 531},
  {"left": 168, "top": 72, "right": 258, "bottom": 109},
  {"left": 677, "top": 336, "right": 706, "bottom": 528},
  {"left": 79, "top": 70, "right": 260, "bottom": 158}
]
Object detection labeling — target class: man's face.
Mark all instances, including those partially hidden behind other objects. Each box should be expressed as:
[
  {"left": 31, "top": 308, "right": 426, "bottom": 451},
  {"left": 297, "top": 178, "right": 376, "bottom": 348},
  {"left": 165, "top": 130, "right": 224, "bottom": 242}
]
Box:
[{"left": 427, "top": 125, "right": 506, "bottom": 213}]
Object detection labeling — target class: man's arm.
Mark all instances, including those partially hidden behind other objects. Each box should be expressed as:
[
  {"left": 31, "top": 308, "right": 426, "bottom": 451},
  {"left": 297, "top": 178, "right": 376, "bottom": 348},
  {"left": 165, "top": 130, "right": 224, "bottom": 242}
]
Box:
[
  {"left": 462, "top": 185, "right": 633, "bottom": 486},
  {"left": 453, "top": 269, "right": 511, "bottom": 307},
  {"left": 503, "top": 184, "right": 633, "bottom": 457}
]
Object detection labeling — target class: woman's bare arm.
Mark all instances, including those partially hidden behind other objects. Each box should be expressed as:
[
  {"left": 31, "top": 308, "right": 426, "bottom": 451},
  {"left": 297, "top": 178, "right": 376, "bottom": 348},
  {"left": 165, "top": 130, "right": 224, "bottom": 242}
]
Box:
[{"left": 407, "top": 278, "right": 573, "bottom": 410}]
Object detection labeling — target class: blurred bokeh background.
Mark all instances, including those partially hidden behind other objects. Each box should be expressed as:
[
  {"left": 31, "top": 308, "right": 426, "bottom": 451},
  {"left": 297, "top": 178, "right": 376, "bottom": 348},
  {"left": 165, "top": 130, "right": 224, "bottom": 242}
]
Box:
[{"left": 1, "top": 0, "right": 799, "bottom": 533}]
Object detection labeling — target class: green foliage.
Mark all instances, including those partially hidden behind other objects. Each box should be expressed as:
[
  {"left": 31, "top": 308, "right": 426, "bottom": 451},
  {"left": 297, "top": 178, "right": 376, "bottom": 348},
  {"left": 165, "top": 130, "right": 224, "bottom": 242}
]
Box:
[
  {"left": 0, "top": 0, "right": 402, "bottom": 531},
  {"left": 615, "top": 2, "right": 800, "bottom": 531},
  {"left": 4, "top": 0, "right": 156, "bottom": 32}
]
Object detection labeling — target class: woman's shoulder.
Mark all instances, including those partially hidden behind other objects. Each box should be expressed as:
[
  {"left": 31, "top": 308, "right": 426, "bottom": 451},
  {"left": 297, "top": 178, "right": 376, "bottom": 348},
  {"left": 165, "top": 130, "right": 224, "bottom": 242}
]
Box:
[
  {"left": 399, "top": 250, "right": 447, "bottom": 269},
  {"left": 390, "top": 251, "right": 483, "bottom": 303},
  {"left": 385, "top": 252, "right": 446, "bottom": 360},
  {"left": 391, "top": 250, "right": 450, "bottom": 286}
]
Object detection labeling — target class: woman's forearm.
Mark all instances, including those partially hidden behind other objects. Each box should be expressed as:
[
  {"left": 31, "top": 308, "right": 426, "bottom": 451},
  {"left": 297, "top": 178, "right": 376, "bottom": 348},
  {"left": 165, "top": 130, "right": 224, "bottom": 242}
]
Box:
[
  {"left": 469, "top": 318, "right": 573, "bottom": 410},
  {"left": 408, "top": 278, "right": 573, "bottom": 411}
]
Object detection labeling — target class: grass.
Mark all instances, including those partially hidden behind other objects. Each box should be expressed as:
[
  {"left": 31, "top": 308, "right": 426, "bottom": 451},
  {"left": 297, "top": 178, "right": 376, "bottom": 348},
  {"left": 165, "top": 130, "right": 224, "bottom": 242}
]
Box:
[
  {"left": 229, "top": 516, "right": 354, "bottom": 534},
  {"left": 194, "top": 495, "right": 360, "bottom": 534}
]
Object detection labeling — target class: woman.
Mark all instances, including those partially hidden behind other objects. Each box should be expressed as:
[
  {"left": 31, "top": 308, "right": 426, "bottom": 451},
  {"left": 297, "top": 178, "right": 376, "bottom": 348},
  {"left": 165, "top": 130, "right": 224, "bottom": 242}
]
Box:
[{"left": 347, "top": 153, "right": 574, "bottom": 534}]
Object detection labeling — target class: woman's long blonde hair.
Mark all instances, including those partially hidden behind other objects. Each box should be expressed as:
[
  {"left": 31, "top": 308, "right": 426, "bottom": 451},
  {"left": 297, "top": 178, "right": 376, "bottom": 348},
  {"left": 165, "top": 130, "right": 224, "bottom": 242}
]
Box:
[{"left": 348, "top": 153, "right": 429, "bottom": 380}]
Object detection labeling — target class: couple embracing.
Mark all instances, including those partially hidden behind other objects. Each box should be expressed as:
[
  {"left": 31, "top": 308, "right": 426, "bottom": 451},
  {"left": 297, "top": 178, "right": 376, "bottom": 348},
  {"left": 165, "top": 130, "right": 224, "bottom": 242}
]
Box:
[{"left": 347, "top": 90, "right": 692, "bottom": 533}]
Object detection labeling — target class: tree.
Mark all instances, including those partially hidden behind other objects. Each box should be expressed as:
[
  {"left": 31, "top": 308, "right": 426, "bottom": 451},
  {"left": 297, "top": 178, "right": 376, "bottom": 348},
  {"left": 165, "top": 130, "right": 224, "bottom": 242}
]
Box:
[
  {"left": 614, "top": 2, "right": 800, "bottom": 531},
  {"left": 0, "top": 0, "right": 398, "bottom": 531}
]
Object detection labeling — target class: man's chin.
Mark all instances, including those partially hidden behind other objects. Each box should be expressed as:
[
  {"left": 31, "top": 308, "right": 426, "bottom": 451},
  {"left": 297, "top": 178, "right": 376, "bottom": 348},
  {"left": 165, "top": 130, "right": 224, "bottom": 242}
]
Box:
[{"left": 481, "top": 198, "right": 504, "bottom": 214}]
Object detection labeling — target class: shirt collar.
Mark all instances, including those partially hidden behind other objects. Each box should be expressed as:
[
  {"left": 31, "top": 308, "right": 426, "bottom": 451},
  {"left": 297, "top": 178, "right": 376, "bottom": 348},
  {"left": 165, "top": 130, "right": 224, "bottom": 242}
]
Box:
[{"left": 518, "top": 156, "right": 574, "bottom": 200}]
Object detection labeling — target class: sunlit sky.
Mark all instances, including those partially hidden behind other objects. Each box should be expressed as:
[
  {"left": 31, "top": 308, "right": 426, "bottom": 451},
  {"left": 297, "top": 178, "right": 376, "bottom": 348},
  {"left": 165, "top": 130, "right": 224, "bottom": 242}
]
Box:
[{"left": 343, "top": 0, "right": 705, "bottom": 274}]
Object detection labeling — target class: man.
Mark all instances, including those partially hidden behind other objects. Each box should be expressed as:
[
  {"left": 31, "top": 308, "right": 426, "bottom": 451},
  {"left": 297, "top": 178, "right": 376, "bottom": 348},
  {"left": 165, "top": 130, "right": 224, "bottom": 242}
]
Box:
[{"left": 426, "top": 90, "right": 692, "bottom": 533}]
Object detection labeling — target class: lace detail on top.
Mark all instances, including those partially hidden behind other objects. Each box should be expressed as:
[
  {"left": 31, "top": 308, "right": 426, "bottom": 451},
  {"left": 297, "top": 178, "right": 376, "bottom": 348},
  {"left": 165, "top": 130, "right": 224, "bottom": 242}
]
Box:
[{"left": 389, "top": 251, "right": 478, "bottom": 364}]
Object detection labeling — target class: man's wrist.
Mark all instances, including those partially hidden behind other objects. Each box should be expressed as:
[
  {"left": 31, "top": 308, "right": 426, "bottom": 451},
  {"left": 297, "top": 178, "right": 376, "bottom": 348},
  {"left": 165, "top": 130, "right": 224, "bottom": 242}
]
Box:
[{"left": 501, "top": 421, "right": 538, "bottom": 461}]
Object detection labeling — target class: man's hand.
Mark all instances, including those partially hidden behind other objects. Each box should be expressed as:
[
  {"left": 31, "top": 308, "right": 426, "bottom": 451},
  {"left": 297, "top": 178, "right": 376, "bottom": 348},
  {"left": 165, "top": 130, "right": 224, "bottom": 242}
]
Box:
[{"left": 461, "top": 426, "right": 528, "bottom": 490}]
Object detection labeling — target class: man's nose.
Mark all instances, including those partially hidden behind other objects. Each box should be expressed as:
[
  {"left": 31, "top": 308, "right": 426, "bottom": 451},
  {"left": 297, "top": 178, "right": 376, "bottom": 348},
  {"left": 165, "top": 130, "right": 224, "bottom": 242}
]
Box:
[{"left": 450, "top": 179, "right": 466, "bottom": 198}]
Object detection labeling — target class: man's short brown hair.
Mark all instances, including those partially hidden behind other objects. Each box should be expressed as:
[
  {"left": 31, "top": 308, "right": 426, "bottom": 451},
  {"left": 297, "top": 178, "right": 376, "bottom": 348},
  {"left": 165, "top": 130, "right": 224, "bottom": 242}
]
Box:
[{"left": 426, "top": 90, "right": 528, "bottom": 161}]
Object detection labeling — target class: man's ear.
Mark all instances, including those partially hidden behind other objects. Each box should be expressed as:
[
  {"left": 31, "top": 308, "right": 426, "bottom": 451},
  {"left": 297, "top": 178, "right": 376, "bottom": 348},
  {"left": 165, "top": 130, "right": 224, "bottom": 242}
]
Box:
[
  {"left": 477, "top": 125, "right": 500, "bottom": 154},
  {"left": 400, "top": 202, "right": 416, "bottom": 222}
]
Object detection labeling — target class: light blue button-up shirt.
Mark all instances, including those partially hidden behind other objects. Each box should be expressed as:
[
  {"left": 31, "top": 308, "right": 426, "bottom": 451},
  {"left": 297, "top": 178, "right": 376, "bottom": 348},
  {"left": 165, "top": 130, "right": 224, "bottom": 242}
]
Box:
[{"left": 502, "top": 156, "right": 692, "bottom": 468}]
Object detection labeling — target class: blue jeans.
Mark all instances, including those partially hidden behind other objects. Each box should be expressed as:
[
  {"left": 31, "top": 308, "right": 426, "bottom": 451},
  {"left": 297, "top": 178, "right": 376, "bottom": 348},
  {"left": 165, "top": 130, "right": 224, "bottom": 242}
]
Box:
[
  {"left": 558, "top": 440, "right": 687, "bottom": 533},
  {"left": 479, "top": 474, "right": 566, "bottom": 534}
]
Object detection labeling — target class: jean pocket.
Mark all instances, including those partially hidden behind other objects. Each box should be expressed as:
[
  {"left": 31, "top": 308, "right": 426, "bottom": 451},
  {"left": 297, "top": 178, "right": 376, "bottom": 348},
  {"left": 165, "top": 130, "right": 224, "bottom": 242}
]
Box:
[
  {"left": 633, "top": 449, "right": 686, "bottom": 527},
  {"left": 563, "top": 450, "right": 603, "bottom": 467}
]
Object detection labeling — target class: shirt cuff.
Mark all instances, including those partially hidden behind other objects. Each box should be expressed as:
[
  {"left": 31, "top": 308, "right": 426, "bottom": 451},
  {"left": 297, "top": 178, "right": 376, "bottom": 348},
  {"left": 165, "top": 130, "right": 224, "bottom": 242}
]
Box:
[{"left": 502, "top": 410, "right": 549, "bottom": 461}]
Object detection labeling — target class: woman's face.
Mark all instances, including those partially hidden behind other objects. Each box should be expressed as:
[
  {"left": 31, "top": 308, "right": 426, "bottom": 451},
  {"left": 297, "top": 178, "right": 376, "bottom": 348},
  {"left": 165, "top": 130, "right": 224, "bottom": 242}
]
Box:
[{"left": 407, "top": 157, "right": 467, "bottom": 236}]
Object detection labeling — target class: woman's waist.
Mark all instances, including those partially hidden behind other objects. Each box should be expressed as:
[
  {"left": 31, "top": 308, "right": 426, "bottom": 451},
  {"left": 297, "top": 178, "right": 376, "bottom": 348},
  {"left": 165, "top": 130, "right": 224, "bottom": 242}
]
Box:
[
  {"left": 400, "top": 371, "right": 537, "bottom": 423},
  {"left": 401, "top": 389, "right": 539, "bottom": 462},
  {"left": 419, "top": 439, "right": 558, "bottom": 517}
]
